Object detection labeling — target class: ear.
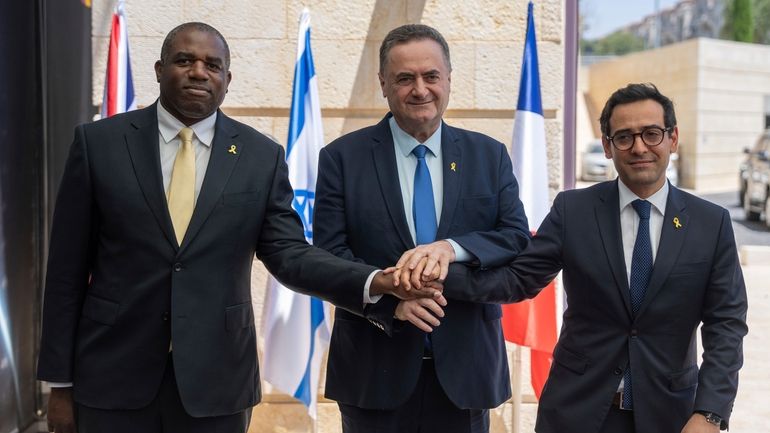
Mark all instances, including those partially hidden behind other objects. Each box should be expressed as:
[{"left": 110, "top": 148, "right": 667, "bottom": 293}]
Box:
[
  {"left": 601, "top": 136, "right": 613, "bottom": 159},
  {"left": 378, "top": 72, "right": 386, "bottom": 97},
  {"left": 154, "top": 60, "right": 163, "bottom": 83},
  {"left": 668, "top": 126, "right": 679, "bottom": 153}
]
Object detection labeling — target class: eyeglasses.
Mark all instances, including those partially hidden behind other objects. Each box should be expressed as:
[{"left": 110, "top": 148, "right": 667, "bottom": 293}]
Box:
[{"left": 606, "top": 126, "right": 673, "bottom": 151}]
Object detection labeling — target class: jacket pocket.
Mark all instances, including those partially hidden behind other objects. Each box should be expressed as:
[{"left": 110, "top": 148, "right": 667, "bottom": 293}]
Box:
[
  {"left": 222, "top": 191, "right": 261, "bottom": 206},
  {"left": 82, "top": 294, "right": 120, "bottom": 326},
  {"left": 668, "top": 365, "right": 699, "bottom": 391},
  {"left": 462, "top": 194, "right": 497, "bottom": 209},
  {"left": 552, "top": 344, "right": 589, "bottom": 375},
  {"left": 226, "top": 302, "right": 255, "bottom": 332}
]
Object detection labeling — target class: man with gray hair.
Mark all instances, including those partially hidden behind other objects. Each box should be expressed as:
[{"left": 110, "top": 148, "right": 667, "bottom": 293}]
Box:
[{"left": 314, "top": 24, "right": 531, "bottom": 433}]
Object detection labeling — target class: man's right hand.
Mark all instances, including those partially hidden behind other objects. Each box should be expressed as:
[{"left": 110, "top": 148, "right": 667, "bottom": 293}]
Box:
[
  {"left": 370, "top": 269, "right": 443, "bottom": 300},
  {"left": 394, "top": 296, "right": 448, "bottom": 332},
  {"left": 47, "top": 387, "right": 77, "bottom": 433}
]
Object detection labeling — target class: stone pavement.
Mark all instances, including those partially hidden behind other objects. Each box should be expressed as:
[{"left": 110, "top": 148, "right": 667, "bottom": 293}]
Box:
[{"left": 730, "top": 262, "right": 770, "bottom": 432}]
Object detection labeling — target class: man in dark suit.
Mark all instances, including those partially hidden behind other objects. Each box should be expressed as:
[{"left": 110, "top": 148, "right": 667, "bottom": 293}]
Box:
[
  {"left": 37, "top": 22, "right": 438, "bottom": 433},
  {"left": 314, "top": 24, "right": 531, "bottom": 433},
  {"left": 420, "top": 83, "right": 747, "bottom": 433}
]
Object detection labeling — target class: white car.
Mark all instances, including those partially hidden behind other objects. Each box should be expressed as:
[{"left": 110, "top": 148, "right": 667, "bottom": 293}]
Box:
[{"left": 581, "top": 141, "right": 611, "bottom": 181}]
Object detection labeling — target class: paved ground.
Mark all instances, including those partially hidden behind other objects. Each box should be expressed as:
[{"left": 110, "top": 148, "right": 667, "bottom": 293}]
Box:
[
  {"left": 700, "top": 190, "right": 770, "bottom": 247},
  {"left": 683, "top": 190, "right": 769, "bottom": 432}
]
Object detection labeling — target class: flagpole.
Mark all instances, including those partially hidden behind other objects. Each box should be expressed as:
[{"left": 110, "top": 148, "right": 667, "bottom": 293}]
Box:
[{"left": 511, "top": 345, "right": 522, "bottom": 433}]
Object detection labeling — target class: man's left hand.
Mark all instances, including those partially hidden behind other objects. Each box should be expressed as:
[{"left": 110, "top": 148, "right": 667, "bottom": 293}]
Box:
[{"left": 681, "top": 414, "right": 720, "bottom": 433}]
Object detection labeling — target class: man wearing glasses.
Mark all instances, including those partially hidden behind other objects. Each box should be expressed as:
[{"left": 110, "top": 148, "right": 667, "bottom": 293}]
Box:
[{"left": 402, "top": 83, "right": 748, "bottom": 432}]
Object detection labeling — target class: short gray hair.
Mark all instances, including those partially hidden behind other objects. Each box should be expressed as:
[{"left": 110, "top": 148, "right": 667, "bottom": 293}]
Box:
[{"left": 379, "top": 24, "right": 451, "bottom": 74}]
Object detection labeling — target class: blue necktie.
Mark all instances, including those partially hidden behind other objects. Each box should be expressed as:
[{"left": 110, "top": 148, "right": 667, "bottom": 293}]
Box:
[
  {"left": 412, "top": 145, "right": 437, "bottom": 245},
  {"left": 622, "top": 199, "right": 653, "bottom": 410},
  {"left": 412, "top": 144, "right": 437, "bottom": 355}
]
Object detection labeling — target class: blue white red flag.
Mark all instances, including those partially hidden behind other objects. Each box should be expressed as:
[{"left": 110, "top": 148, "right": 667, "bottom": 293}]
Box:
[
  {"left": 503, "top": 1, "right": 558, "bottom": 400},
  {"left": 262, "top": 8, "right": 329, "bottom": 419},
  {"left": 100, "top": 0, "right": 136, "bottom": 118}
]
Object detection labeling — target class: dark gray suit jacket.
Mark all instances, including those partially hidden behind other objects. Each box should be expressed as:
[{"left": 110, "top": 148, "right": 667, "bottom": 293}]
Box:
[
  {"left": 447, "top": 180, "right": 748, "bottom": 433},
  {"left": 37, "top": 104, "right": 376, "bottom": 417}
]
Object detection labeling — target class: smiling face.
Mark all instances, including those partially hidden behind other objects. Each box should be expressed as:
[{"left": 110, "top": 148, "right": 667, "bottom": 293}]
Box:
[
  {"left": 155, "top": 27, "right": 231, "bottom": 126},
  {"left": 378, "top": 38, "right": 451, "bottom": 143},
  {"left": 602, "top": 99, "right": 678, "bottom": 198}
]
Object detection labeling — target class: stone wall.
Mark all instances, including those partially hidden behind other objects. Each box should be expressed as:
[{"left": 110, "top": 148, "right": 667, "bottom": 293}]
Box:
[{"left": 92, "top": 1, "right": 565, "bottom": 432}]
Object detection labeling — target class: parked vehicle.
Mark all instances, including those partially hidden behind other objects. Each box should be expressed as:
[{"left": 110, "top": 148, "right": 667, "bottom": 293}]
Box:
[
  {"left": 742, "top": 131, "right": 770, "bottom": 227},
  {"left": 581, "top": 141, "right": 611, "bottom": 181}
]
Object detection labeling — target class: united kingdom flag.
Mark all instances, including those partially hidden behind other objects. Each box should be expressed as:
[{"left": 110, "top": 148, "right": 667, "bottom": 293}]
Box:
[{"left": 100, "top": 0, "right": 136, "bottom": 118}]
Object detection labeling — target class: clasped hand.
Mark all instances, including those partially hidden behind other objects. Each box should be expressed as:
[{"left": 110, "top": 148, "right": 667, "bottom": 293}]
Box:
[{"left": 383, "top": 241, "right": 456, "bottom": 332}]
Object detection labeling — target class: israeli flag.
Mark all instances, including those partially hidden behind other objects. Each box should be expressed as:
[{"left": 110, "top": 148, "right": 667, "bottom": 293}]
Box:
[{"left": 262, "top": 8, "right": 329, "bottom": 419}]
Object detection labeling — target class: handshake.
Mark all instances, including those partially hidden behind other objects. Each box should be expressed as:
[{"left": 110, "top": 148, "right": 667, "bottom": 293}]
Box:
[{"left": 369, "top": 240, "right": 456, "bottom": 332}]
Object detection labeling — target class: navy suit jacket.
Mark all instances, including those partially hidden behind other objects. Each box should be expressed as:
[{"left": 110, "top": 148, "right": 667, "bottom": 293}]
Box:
[
  {"left": 314, "top": 114, "right": 531, "bottom": 410},
  {"left": 446, "top": 180, "right": 748, "bottom": 433},
  {"left": 37, "top": 104, "right": 377, "bottom": 417}
]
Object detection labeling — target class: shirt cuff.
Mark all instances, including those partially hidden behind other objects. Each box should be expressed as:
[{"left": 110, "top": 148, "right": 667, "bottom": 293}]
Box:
[
  {"left": 446, "top": 238, "right": 473, "bottom": 263},
  {"left": 363, "top": 270, "right": 384, "bottom": 304},
  {"left": 48, "top": 382, "right": 73, "bottom": 388}
]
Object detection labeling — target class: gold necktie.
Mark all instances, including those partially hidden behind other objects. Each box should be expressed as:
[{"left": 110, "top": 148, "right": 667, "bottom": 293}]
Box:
[{"left": 168, "top": 127, "right": 195, "bottom": 244}]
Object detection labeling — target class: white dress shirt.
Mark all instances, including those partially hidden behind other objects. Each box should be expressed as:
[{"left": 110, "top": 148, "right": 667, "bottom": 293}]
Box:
[{"left": 157, "top": 101, "right": 217, "bottom": 200}]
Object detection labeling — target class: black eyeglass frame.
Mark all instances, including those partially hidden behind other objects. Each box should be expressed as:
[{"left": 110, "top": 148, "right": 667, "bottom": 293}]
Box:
[{"left": 605, "top": 126, "right": 674, "bottom": 151}]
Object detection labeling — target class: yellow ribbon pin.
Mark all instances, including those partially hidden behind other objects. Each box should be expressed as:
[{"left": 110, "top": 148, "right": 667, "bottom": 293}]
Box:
[
  {"left": 450, "top": 162, "right": 457, "bottom": 172},
  {"left": 673, "top": 217, "right": 682, "bottom": 229},
  {"left": 228, "top": 145, "right": 237, "bottom": 154}
]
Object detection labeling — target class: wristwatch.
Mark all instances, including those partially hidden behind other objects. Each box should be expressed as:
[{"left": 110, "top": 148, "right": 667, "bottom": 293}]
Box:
[{"left": 695, "top": 411, "right": 722, "bottom": 427}]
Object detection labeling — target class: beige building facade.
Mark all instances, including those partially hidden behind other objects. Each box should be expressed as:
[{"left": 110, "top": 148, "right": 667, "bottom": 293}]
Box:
[
  {"left": 91, "top": 1, "right": 566, "bottom": 432},
  {"left": 585, "top": 37, "right": 770, "bottom": 192}
]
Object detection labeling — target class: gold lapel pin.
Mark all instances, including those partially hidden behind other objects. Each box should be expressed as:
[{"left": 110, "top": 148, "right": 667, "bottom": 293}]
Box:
[
  {"left": 450, "top": 162, "right": 457, "bottom": 172},
  {"left": 673, "top": 217, "right": 682, "bottom": 229},
  {"left": 228, "top": 145, "right": 238, "bottom": 154}
]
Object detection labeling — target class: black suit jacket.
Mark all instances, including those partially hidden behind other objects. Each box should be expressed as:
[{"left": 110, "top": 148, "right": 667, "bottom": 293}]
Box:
[
  {"left": 447, "top": 180, "right": 748, "bottom": 433},
  {"left": 37, "top": 104, "right": 377, "bottom": 417},
  {"left": 314, "top": 115, "right": 531, "bottom": 410}
]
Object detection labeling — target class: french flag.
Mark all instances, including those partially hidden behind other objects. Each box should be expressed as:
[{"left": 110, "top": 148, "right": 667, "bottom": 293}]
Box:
[
  {"left": 262, "top": 8, "right": 329, "bottom": 419},
  {"left": 503, "top": 0, "right": 558, "bottom": 399},
  {"left": 100, "top": 0, "right": 136, "bottom": 118}
]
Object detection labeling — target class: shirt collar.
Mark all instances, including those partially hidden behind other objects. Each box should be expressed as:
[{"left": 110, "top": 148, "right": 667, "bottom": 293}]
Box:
[
  {"left": 156, "top": 100, "right": 217, "bottom": 148},
  {"left": 618, "top": 178, "right": 669, "bottom": 216},
  {"left": 388, "top": 116, "right": 442, "bottom": 157}
]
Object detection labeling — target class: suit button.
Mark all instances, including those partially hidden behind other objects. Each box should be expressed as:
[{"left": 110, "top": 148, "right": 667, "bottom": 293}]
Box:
[
  {"left": 614, "top": 368, "right": 623, "bottom": 375},
  {"left": 162, "top": 312, "right": 170, "bottom": 321},
  {"left": 173, "top": 263, "right": 183, "bottom": 272}
]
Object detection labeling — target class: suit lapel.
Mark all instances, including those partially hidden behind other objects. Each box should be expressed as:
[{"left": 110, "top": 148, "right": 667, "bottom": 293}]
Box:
[
  {"left": 178, "top": 111, "right": 242, "bottom": 254},
  {"left": 595, "top": 181, "right": 633, "bottom": 319},
  {"left": 371, "top": 116, "right": 414, "bottom": 249},
  {"left": 436, "top": 124, "right": 461, "bottom": 240},
  {"left": 637, "top": 184, "right": 688, "bottom": 317},
  {"left": 125, "top": 104, "right": 178, "bottom": 249}
]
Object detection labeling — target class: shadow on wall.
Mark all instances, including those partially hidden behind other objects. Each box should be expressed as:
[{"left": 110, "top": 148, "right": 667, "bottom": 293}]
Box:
[{"left": 341, "top": 0, "right": 427, "bottom": 135}]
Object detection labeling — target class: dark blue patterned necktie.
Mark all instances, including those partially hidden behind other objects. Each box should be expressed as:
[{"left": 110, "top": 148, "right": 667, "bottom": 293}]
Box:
[
  {"left": 622, "top": 199, "right": 653, "bottom": 410},
  {"left": 412, "top": 144, "right": 437, "bottom": 355}
]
